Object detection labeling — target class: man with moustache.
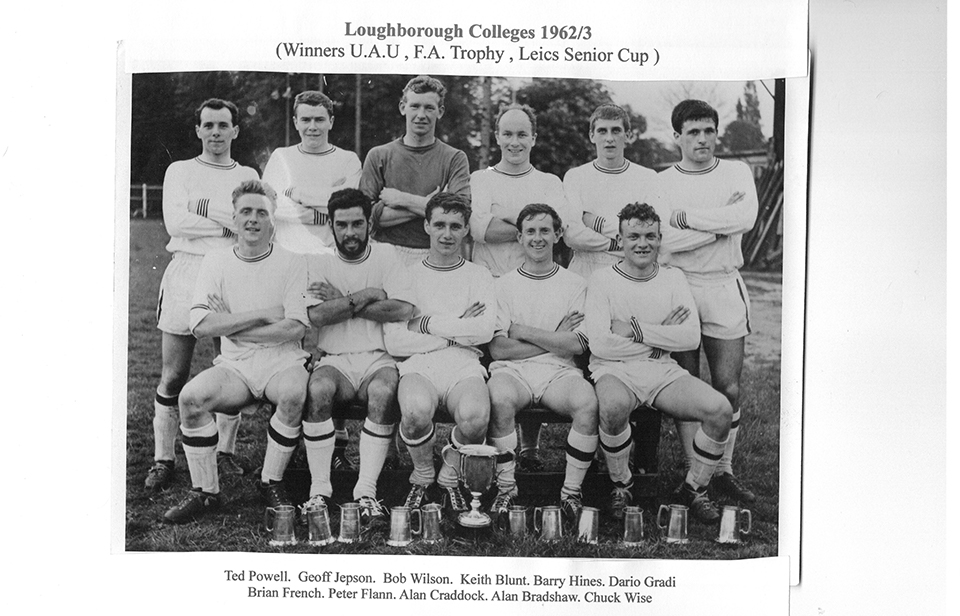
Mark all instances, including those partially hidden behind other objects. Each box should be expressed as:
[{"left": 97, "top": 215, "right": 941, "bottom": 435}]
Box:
[
  {"left": 585, "top": 202, "right": 731, "bottom": 522},
  {"left": 163, "top": 180, "right": 311, "bottom": 523},
  {"left": 382, "top": 193, "right": 496, "bottom": 513},
  {"left": 146, "top": 98, "right": 259, "bottom": 492},
  {"left": 301, "top": 188, "right": 414, "bottom": 522},
  {"left": 362, "top": 75, "right": 471, "bottom": 267}
]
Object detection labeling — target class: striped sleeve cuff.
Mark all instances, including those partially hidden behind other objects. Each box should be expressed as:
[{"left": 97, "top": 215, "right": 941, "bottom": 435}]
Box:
[
  {"left": 284, "top": 188, "right": 295, "bottom": 199},
  {"left": 629, "top": 317, "right": 643, "bottom": 344},
  {"left": 196, "top": 198, "right": 210, "bottom": 218},
  {"left": 575, "top": 331, "right": 589, "bottom": 354},
  {"left": 672, "top": 210, "right": 689, "bottom": 230},
  {"left": 608, "top": 237, "right": 621, "bottom": 252},
  {"left": 417, "top": 316, "right": 431, "bottom": 335},
  {"left": 593, "top": 216, "right": 607, "bottom": 233},
  {"left": 222, "top": 227, "right": 235, "bottom": 238}
]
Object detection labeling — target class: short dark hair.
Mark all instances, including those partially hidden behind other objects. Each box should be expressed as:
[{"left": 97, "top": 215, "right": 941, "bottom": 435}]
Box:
[
  {"left": 516, "top": 203, "right": 562, "bottom": 233},
  {"left": 617, "top": 202, "right": 660, "bottom": 232},
  {"left": 401, "top": 75, "right": 447, "bottom": 107},
  {"left": 293, "top": 91, "right": 335, "bottom": 118},
  {"left": 195, "top": 98, "right": 240, "bottom": 126},
  {"left": 496, "top": 104, "right": 537, "bottom": 135},
  {"left": 232, "top": 179, "right": 277, "bottom": 209},
  {"left": 327, "top": 188, "right": 372, "bottom": 222},
  {"left": 589, "top": 103, "right": 630, "bottom": 133},
  {"left": 424, "top": 192, "right": 471, "bottom": 223},
  {"left": 671, "top": 99, "right": 719, "bottom": 134}
]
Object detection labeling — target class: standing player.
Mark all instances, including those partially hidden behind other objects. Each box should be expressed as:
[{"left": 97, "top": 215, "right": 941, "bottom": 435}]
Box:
[
  {"left": 163, "top": 180, "right": 311, "bottom": 523},
  {"left": 383, "top": 193, "right": 495, "bottom": 513},
  {"left": 146, "top": 98, "right": 259, "bottom": 492},
  {"left": 656, "top": 100, "right": 759, "bottom": 503},
  {"left": 563, "top": 104, "right": 660, "bottom": 278},
  {"left": 469, "top": 105, "right": 566, "bottom": 276},
  {"left": 362, "top": 75, "right": 471, "bottom": 267},
  {"left": 263, "top": 90, "right": 361, "bottom": 255},
  {"left": 486, "top": 204, "right": 598, "bottom": 523},
  {"left": 262, "top": 90, "right": 362, "bottom": 469},
  {"left": 468, "top": 104, "right": 567, "bottom": 467},
  {"left": 585, "top": 203, "right": 732, "bottom": 522},
  {"left": 301, "top": 188, "right": 414, "bottom": 521}
]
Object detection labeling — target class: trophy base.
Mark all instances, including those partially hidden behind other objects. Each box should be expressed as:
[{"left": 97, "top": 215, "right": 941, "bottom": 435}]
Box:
[
  {"left": 387, "top": 539, "right": 413, "bottom": 547},
  {"left": 458, "top": 511, "right": 492, "bottom": 528}
]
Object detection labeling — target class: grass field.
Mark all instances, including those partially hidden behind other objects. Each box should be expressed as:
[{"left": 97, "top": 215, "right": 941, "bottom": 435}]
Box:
[{"left": 124, "top": 218, "right": 781, "bottom": 558}]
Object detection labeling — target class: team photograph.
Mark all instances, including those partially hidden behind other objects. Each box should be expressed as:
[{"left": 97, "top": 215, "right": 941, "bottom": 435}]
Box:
[{"left": 123, "top": 71, "right": 786, "bottom": 558}]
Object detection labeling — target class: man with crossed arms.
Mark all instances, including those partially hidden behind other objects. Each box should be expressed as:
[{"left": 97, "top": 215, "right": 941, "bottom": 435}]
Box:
[
  {"left": 301, "top": 188, "right": 413, "bottom": 523},
  {"left": 585, "top": 202, "right": 732, "bottom": 522},
  {"left": 383, "top": 193, "right": 496, "bottom": 513},
  {"left": 164, "top": 180, "right": 310, "bottom": 523},
  {"left": 486, "top": 203, "right": 598, "bottom": 524}
]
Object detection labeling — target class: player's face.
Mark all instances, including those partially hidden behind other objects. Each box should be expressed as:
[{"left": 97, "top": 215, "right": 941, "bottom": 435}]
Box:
[
  {"left": 496, "top": 109, "right": 536, "bottom": 168},
  {"left": 424, "top": 209, "right": 468, "bottom": 257},
  {"left": 400, "top": 91, "right": 443, "bottom": 138},
  {"left": 590, "top": 118, "right": 627, "bottom": 163},
  {"left": 294, "top": 104, "right": 333, "bottom": 151},
  {"left": 233, "top": 193, "right": 275, "bottom": 247},
  {"left": 195, "top": 107, "right": 239, "bottom": 158},
  {"left": 518, "top": 213, "right": 559, "bottom": 264},
  {"left": 675, "top": 118, "right": 718, "bottom": 165},
  {"left": 330, "top": 206, "right": 370, "bottom": 258},
  {"left": 619, "top": 218, "right": 661, "bottom": 272}
]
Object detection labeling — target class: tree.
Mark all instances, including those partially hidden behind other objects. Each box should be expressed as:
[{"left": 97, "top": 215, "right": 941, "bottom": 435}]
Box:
[{"left": 721, "top": 81, "right": 766, "bottom": 153}]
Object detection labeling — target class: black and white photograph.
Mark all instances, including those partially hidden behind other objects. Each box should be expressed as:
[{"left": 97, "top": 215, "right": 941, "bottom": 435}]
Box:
[{"left": 123, "top": 72, "right": 791, "bottom": 560}]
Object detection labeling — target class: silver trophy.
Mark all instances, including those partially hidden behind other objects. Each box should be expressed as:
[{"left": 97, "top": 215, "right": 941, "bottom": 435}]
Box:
[{"left": 450, "top": 444, "right": 498, "bottom": 528}]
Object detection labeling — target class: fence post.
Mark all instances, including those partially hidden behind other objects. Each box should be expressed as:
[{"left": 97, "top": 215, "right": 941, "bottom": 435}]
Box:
[{"left": 142, "top": 183, "right": 148, "bottom": 218}]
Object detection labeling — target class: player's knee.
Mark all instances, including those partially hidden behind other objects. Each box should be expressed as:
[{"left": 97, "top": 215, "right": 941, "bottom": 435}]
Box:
[
  {"left": 366, "top": 378, "right": 397, "bottom": 410},
  {"left": 489, "top": 387, "right": 521, "bottom": 418},
  {"left": 458, "top": 412, "right": 489, "bottom": 443},
  {"left": 719, "top": 381, "right": 740, "bottom": 407},
  {"left": 400, "top": 401, "right": 434, "bottom": 432},
  {"left": 308, "top": 376, "right": 337, "bottom": 407},
  {"left": 275, "top": 386, "right": 307, "bottom": 418},
  {"left": 702, "top": 394, "right": 733, "bottom": 429},
  {"left": 177, "top": 385, "right": 207, "bottom": 422}
]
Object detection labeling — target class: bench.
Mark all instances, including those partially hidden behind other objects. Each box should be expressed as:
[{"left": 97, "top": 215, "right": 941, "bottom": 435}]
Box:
[{"left": 284, "top": 401, "right": 663, "bottom": 503}]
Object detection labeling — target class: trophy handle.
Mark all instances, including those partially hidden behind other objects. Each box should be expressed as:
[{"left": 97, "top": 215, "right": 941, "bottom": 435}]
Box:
[
  {"left": 411, "top": 508, "right": 422, "bottom": 536},
  {"left": 656, "top": 504, "right": 669, "bottom": 531},
  {"left": 440, "top": 444, "right": 460, "bottom": 473},
  {"left": 533, "top": 506, "right": 542, "bottom": 532},
  {"left": 741, "top": 509, "right": 752, "bottom": 535}
]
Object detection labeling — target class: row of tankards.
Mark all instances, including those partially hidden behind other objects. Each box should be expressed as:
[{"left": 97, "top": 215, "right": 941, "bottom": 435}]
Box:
[{"left": 263, "top": 444, "right": 753, "bottom": 547}]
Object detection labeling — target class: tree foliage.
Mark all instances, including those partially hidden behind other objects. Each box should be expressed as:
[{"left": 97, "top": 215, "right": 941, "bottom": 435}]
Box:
[
  {"left": 721, "top": 81, "right": 766, "bottom": 153},
  {"left": 130, "top": 72, "right": 662, "bottom": 184}
]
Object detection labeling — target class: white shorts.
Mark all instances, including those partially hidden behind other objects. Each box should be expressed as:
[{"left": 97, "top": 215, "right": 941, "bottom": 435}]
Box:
[
  {"left": 157, "top": 252, "right": 204, "bottom": 335},
  {"left": 214, "top": 345, "right": 310, "bottom": 400},
  {"left": 686, "top": 271, "right": 752, "bottom": 340},
  {"left": 568, "top": 250, "right": 620, "bottom": 279},
  {"left": 313, "top": 351, "right": 397, "bottom": 392},
  {"left": 590, "top": 359, "right": 689, "bottom": 409},
  {"left": 489, "top": 360, "right": 584, "bottom": 406},
  {"left": 398, "top": 346, "right": 487, "bottom": 408}
]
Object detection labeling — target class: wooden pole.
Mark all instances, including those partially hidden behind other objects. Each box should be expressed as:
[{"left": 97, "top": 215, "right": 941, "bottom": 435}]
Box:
[{"left": 142, "top": 183, "right": 148, "bottom": 218}]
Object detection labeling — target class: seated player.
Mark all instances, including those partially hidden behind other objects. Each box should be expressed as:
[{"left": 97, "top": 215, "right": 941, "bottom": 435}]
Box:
[
  {"left": 585, "top": 202, "right": 732, "bottom": 522},
  {"left": 486, "top": 204, "right": 599, "bottom": 523},
  {"left": 383, "top": 192, "right": 496, "bottom": 513},
  {"left": 468, "top": 104, "right": 568, "bottom": 470},
  {"left": 163, "top": 180, "right": 310, "bottom": 523},
  {"left": 302, "top": 188, "right": 414, "bottom": 521}
]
